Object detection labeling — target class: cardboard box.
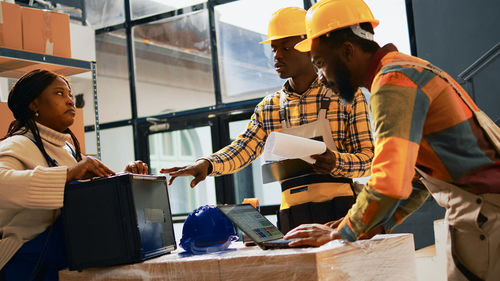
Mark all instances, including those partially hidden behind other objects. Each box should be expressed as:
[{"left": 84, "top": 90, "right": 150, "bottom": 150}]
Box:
[
  {"left": 22, "top": 7, "right": 71, "bottom": 57},
  {"left": 0, "top": 2, "right": 22, "bottom": 50},
  {"left": 59, "top": 234, "right": 417, "bottom": 281}
]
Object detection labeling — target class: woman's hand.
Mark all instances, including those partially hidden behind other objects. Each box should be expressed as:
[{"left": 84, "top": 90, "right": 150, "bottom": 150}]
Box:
[
  {"left": 124, "top": 160, "right": 148, "bottom": 175},
  {"left": 66, "top": 156, "right": 115, "bottom": 182}
]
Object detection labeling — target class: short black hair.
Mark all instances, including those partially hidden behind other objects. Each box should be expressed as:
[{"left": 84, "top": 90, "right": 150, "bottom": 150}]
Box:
[{"left": 319, "top": 22, "right": 379, "bottom": 53}]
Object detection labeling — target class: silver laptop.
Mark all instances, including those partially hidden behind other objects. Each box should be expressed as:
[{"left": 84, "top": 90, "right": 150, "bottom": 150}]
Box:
[{"left": 218, "top": 204, "right": 301, "bottom": 250}]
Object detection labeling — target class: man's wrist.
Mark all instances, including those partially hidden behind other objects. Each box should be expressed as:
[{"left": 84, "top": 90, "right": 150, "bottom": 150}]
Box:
[
  {"left": 206, "top": 161, "right": 213, "bottom": 175},
  {"left": 329, "top": 229, "right": 341, "bottom": 241},
  {"left": 196, "top": 158, "right": 213, "bottom": 175},
  {"left": 330, "top": 150, "right": 342, "bottom": 174}
]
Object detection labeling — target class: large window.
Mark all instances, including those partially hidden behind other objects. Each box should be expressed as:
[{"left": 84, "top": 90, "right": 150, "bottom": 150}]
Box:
[
  {"left": 133, "top": 11, "right": 215, "bottom": 117},
  {"left": 85, "top": 0, "right": 125, "bottom": 29},
  {"left": 148, "top": 126, "right": 216, "bottom": 215},
  {"left": 365, "top": 0, "right": 411, "bottom": 55},
  {"left": 84, "top": 0, "right": 416, "bottom": 219},
  {"left": 214, "top": 0, "right": 303, "bottom": 103},
  {"left": 85, "top": 125, "right": 135, "bottom": 170},
  {"left": 95, "top": 30, "right": 132, "bottom": 123},
  {"left": 100, "top": 126, "right": 136, "bottom": 172},
  {"left": 130, "top": 0, "right": 205, "bottom": 19},
  {"left": 229, "top": 119, "right": 281, "bottom": 206}
]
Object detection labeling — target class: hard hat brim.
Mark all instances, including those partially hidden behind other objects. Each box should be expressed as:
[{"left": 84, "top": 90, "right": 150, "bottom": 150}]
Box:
[
  {"left": 259, "top": 38, "right": 275, "bottom": 44},
  {"left": 294, "top": 37, "right": 312, "bottom": 52},
  {"left": 259, "top": 34, "right": 307, "bottom": 44}
]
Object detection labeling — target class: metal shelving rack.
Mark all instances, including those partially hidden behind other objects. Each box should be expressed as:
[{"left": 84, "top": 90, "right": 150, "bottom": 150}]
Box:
[{"left": 0, "top": 47, "right": 101, "bottom": 159}]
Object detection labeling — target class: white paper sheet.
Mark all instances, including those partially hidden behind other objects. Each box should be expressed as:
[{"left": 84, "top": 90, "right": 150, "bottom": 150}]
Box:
[{"left": 263, "top": 132, "right": 327, "bottom": 164}]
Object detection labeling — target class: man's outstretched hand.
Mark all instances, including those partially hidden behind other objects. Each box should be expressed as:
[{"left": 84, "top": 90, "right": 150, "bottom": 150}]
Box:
[{"left": 160, "top": 159, "right": 210, "bottom": 187}]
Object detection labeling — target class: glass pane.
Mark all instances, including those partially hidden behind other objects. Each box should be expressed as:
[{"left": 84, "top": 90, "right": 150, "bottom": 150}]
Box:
[
  {"left": 365, "top": 0, "right": 411, "bottom": 55},
  {"left": 162, "top": 133, "right": 174, "bottom": 156},
  {"left": 131, "top": 0, "right": 205, "bottom": 20},
  {"left": 215, "top": 0, "right": 303, "bottom": 103},
  {"left": 99, "top": 126, "right": 135, "bottom": 172},
  {"left": 149, "top": 126, "right": 215, "bottom": 214},
  {"left": 133, "top": 11, "right": 215, "bottom": 116},
  {"left": 95, "top": 30, "right": 132, "bottom": 123},
  {"left": 84, "top": 131, "right": 97, "bottom": 157},
  {"left": 229, "top": 119, "right": 281, "bottom": 206},
  {"left": 85, "top": 0, "right": 125, "bottom": 29},
  {"left": 180, "top": 131, "right": 194, "bottom": 156},
  {"left": 65, "top": 73, "right": 96, "bottom": 156}
]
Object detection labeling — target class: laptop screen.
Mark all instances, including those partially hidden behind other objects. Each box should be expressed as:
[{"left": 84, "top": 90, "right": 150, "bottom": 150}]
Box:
[
  {"left": 218, "top": 204, "right": 283, "bottom": 243},
  {"left": 130, "top": 174, "right": 176, "bottom": 258}
]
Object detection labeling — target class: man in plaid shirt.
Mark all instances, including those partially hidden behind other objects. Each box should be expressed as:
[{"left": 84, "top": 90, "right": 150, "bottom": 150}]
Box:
[{"left": 162, "top": 7, "right": 374, "bottom": 232}]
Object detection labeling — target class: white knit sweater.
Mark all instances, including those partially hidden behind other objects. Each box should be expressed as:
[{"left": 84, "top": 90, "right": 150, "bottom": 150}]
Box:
[{"left": 0, "top": 123, "right": 77, "bottom": 270}]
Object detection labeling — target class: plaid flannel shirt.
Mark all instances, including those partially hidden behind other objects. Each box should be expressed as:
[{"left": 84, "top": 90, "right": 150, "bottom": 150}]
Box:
[
  {"left": 337, "top": 44, "right": 500, "bottom": 242},
  {"left": 205, "top": 78, "right": 374, "bottom": 179}
]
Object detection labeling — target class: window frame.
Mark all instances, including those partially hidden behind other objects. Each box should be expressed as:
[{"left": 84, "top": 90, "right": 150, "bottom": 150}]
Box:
[{"left": 86, "top": 0, "right": 417, "bottom": 218}]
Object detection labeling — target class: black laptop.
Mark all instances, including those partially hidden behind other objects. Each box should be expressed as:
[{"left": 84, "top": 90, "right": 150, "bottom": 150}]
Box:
[{"left": 218, "top": 204, "right": 301, "bottom": 250}]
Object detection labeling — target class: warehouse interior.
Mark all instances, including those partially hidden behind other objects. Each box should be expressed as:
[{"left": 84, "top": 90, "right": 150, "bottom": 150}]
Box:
[{"left": 0, "top": 0, "right": 498, "bottom": 280}]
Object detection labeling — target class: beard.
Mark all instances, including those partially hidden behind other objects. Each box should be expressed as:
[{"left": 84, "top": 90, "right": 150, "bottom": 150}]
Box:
[{"left": 323, "top": 57, "right": 357, "bottom": 103}]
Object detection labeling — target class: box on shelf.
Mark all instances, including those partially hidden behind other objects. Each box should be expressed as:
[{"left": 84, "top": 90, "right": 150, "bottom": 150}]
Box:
[
  {"left": 21, "top": 7, "right": 71, "bottom": 57},
  {"left": 0, "top": 1, "right": 22, "bottom": 50}
]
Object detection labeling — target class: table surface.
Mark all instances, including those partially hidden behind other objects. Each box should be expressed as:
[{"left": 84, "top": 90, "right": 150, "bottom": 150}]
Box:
[{"left": 59, "top": 234, "right": 417, "bottom": 281}]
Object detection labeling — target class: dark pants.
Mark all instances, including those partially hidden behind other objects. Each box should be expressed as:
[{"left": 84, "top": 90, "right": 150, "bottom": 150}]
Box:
[
  {"left": 278, "top": 196, "right": 355, "bottom": 233},
  {"left": 0, "top": 217, "right": 67, "bottom": 281}
]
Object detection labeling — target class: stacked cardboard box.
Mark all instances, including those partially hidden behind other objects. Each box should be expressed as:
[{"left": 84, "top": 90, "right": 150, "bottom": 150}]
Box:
[
  {"left": 0, "top": 2, "right": 71, "bottom": 57},
  {"left": 21, "top": 6, "right": 71, "bottom": 57},
  {"left": 0, "top": 1, "right": 22, "bottom": 50}
]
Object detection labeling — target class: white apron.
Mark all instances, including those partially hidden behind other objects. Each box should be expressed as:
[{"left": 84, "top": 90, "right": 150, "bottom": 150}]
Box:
[{"left": 416, "top": 167, "right": 500, "bottom": 281}]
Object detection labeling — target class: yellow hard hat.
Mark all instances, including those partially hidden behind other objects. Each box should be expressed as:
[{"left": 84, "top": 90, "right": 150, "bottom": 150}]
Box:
[
  {"left": 295, "top": 0, "right": 379, "bottom": 52},
  {"left": 259, "top": 7, "right": 307, "bottom": 44}
]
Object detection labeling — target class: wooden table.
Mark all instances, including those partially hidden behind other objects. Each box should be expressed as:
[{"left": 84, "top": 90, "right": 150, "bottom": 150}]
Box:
[{"left": 59, "top": 234, "right": 416, "bottom": 281}]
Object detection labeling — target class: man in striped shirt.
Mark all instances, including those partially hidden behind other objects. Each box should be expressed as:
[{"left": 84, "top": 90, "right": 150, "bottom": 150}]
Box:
[
  {"left": 161, "top": 7, "right": 374, "bottom": 232},
  {"left": 285, "top": 1, "right": 499, "bottom": 280}
]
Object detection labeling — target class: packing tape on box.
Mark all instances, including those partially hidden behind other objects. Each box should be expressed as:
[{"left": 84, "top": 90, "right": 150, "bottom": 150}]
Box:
[
  {"left": 45, "top": 40, "right": 54, "bottom": 55},
  {"left": 42, "top": 11, "right": 54, "bottom": 55}
]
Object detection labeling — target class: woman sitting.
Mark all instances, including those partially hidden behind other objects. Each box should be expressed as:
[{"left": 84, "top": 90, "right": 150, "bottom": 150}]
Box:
[{"left": 0, "top": 69, "right": 148, "bottom": 281}]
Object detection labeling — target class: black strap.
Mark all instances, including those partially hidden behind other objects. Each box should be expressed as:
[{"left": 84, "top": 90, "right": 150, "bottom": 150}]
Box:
[
  {"left": 449, "top": 225, "right": 484, "bottom": 281},
  {"left": 278, "top": 196, "right": 355, "bottom": 233},
  {"left": 281, "top": 174, "right": 352, "bottom": 192},
  {"left": 320, "top": 96, "right": 331, "bottom": 110},
  {"left": 28, "top": 138, "right": 77, "bottom": 167},
  {"left": 279, "top": 107, "right": 287, "bottom": 124},
  {"left": 278, "top": 90, "right": 332, "bottom": 124}
]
